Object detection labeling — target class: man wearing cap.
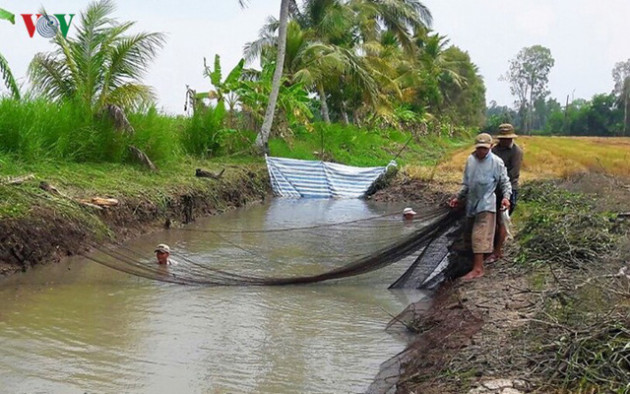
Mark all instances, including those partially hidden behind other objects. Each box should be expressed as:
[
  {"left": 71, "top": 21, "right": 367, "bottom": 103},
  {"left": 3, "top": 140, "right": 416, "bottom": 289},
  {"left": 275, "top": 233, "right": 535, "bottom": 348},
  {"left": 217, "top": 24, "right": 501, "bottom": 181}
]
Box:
[
  {"left": 402, "top": 207, "right": 416, "bottom": 220},
  {"left": 492, "top": 123, "right": 523, "bottom": 213},
  {"left": 155, "top": 244, "right": 178, "bottom": 265},
  {"left": 448, "top": 133, "right": 512, "bottom": 280},
  {"left": 488, "top": 123, "right": 524, "bottom": 263}
]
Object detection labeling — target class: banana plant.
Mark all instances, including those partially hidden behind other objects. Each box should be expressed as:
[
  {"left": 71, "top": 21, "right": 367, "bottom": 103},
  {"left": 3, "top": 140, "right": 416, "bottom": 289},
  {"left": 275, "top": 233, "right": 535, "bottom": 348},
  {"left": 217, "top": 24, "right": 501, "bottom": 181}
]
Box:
[
  {"left": 198, "top": 54, "right": 245, "bottom": 127},
  {"left": 0, "top": 7, "right": 20, "bottom": 99}
]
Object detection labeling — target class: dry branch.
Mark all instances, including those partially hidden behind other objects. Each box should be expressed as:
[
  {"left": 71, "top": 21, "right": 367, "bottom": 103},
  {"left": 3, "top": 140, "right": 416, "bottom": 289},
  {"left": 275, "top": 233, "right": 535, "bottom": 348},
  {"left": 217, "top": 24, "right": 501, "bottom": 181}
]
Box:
[
  {"left": 195, "top": 168, "right": 224, "bottom": 179},
  {"left": 129, "top": 145, "right": 157, "bottom": 171},
  {"left": 2, "top": 174, "right": 35, "bottom": 185},
  {"left": 39, "top": 181, "right": 62, "bottom": 196},
  {"left": 106, "top": 104, "right": 134, "bottom": 134},
  {"left": 76, "top": 197, "right": 119, "bottom": 207}
]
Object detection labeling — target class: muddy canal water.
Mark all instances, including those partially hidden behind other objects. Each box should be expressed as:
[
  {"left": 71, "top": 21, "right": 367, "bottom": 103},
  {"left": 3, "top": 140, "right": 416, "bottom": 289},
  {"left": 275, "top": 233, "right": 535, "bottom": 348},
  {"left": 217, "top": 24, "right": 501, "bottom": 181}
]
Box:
[{"left": 0, "top": 199, "right": 428, "bottom": 393}]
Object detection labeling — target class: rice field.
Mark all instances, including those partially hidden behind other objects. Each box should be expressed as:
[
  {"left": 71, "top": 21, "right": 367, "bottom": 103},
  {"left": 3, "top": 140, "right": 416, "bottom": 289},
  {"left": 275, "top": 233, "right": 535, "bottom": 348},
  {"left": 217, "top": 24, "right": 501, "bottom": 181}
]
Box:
[{"left": 405, "top": 136, "right": 630, "bottom": 186}]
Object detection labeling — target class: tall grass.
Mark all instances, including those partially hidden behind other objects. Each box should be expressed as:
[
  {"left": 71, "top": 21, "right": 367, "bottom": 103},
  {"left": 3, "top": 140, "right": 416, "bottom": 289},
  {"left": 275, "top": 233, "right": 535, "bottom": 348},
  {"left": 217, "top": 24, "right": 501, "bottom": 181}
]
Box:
[
  {"left": 0, "top": 98, "right": 475, "bottom": 168},
  {"left": 0, "top": 98, "right": 183, "bottom": 163},
  {"left": 180, "top": 105, "right": 226, "bottom": 157},
  {"left": 127, "top": 108, "right": 185, "bottom": 164}
]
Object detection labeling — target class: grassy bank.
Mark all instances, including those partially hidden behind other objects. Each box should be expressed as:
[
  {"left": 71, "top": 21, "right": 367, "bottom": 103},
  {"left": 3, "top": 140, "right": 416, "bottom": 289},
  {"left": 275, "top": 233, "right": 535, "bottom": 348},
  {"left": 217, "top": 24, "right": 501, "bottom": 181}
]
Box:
[{"left": 0, "top": 99, "right": 475, "bottom": 222}]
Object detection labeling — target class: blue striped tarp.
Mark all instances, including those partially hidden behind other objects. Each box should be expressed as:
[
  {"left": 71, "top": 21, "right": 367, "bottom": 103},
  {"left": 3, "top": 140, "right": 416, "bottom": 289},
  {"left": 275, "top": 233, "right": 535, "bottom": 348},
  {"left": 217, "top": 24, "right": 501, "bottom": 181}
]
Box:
[{"left": 266, "top": 156, "right": 395, "bottom": 198}]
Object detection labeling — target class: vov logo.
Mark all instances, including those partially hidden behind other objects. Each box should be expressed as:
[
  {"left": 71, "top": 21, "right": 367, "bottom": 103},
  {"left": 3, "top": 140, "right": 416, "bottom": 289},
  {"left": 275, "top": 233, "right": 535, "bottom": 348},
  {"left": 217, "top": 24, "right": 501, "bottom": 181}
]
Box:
[{"left": 21, "top": 13, "right": 75, "bottom": 38}]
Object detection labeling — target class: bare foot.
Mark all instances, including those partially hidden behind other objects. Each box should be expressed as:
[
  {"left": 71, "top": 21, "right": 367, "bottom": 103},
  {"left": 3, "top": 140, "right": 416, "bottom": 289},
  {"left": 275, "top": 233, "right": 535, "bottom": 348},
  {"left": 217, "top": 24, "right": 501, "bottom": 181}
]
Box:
[{"left": 461, "top": 269, "right": 485, "bottom": 280}]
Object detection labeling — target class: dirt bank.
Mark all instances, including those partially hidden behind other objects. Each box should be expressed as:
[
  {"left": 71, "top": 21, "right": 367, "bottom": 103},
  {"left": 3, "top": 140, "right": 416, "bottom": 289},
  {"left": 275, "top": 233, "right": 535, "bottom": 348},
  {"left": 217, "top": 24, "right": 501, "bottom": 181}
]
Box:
[
  {"left": 0, "top": 166, "right": 270, "bottom": 276},
  {"left": 375, "top": 173, "right": 630, "bottom": 394}
]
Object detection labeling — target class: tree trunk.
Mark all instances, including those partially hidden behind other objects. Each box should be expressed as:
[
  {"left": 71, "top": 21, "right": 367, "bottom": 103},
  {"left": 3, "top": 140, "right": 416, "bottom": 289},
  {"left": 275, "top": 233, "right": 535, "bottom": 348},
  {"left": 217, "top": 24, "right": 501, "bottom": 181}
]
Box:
[
  {"left": 318, "top": 83, "right": 331, "bottom": 124},
  {"left": 255, "top": 0, "right": 289, "bottom": 155},
  {"left": 624, "top": 93, "right": 628, "bottom": 136},
  {"left": 624, "top": 78, "right": 630, "bottom": 136},
  {"left": 352, "top": 108, "right": 361, "bottom": 126},
  {"left": 341, "top": 111, "right": 349, "bottom": 125},
  {"left": 528, "top": 86, "right": 534, "bottom": 135}
]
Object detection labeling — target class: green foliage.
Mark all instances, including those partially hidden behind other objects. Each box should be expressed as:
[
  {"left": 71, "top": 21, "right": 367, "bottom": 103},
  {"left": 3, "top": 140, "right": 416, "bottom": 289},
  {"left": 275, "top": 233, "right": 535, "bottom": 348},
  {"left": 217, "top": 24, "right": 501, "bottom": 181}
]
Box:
[
  {"left": 0, "top": 98, "right": 183, "bottom": 163},
  {"left": 27, "top": 0, "right": 165, "bottom": 111},
  {"left": 439, "top": 46, "right": 486, "bottom": 127},
  {"left": 195, "top": 54, "right": 245, "bottom": 116},
  {"left": 543, "top": 93, "right": 623, "bottom": 136},
  {"left": 181, "top": 104, "right": 226, "bottom": 157},
  {"left": 0, "top": 10, "right": 20, "bottom": 99},
  {"left": 0, "top": 53, "right": 20, "bottom": 99},
  {"left": 127, "top": 108, "right": 185, "bottom": 163},
  {"left": 268, "top": 122, "right": 470, "bottom": 167},
  {"left": 482, "top": 102, "right": 518, "bottom": 133},
  {"left": 242, "top": 0, "right": 482, "bottom": 132},
  {"left": 0, "top": 7, "right": 16, "bottom": 24},
  {"left": 237, "top": 63, "right": 313, "bottom": 133}
]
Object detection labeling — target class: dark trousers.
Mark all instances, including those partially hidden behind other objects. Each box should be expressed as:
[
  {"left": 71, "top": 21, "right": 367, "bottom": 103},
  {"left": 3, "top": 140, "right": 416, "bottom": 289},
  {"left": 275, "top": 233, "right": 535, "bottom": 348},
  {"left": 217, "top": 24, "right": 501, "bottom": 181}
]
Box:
[{"left": 496, "top": 188, "right": 518, "bottom": 215}]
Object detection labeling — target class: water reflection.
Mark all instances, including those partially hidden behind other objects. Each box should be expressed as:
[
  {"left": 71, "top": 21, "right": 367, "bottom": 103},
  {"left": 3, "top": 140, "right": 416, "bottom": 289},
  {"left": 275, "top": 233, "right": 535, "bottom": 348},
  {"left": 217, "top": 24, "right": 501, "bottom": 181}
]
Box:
[{"left": 0, "top": 198, "right": 429, "bottom": 393}]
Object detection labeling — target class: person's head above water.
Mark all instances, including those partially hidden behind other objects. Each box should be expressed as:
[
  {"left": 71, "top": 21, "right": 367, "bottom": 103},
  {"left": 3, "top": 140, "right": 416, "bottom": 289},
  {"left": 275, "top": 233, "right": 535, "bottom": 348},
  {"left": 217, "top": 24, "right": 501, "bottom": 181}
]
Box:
[
  {"left": 402, "top": 207, "right": 416, "bottom": 220},
  {"left": 154, "top": 243, "right": 170, "bottom": 264}
]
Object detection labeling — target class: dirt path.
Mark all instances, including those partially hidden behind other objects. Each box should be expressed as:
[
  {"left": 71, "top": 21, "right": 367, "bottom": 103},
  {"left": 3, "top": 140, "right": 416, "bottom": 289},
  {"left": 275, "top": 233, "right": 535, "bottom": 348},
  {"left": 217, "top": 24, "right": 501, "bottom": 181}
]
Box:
[{"left": 372, "top": 172, "right": 630, "bottom": 394}]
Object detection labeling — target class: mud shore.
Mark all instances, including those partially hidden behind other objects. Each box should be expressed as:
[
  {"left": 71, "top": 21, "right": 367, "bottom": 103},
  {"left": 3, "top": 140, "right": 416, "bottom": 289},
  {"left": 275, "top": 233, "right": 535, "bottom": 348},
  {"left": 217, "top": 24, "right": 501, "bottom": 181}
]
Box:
[{"left": 0, "top": 166, "right": 270, "bottom": 276}]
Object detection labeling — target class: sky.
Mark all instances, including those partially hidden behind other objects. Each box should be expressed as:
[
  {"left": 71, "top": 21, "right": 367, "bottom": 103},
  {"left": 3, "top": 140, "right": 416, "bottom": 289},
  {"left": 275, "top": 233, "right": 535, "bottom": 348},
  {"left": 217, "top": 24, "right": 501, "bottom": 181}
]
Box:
[{"left": 1, "top": 0, "right": 630, "bottom": 114}]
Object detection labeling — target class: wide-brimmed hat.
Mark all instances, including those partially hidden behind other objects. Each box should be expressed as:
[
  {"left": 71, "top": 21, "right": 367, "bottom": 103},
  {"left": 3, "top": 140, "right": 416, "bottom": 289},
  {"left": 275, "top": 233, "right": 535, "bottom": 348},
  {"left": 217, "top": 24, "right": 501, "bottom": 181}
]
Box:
[
  {"left": 474, "top": 133, "right": 493, "bottom": 149},
  {"left": 403, "top": 207, "right": 416, "bottom": 216},
  {"left": 497, "top": 123, "right": 518, "bottom": 139},
  {"left": 154, "top": 244, "right": 170, "bottom": 254}
]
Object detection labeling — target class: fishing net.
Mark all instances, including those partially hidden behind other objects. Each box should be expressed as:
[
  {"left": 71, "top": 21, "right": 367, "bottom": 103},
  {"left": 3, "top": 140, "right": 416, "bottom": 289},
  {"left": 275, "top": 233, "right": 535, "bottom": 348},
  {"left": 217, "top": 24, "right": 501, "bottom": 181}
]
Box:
[{"left": 83, "top": 205, "right": 465, "bottom": 287}]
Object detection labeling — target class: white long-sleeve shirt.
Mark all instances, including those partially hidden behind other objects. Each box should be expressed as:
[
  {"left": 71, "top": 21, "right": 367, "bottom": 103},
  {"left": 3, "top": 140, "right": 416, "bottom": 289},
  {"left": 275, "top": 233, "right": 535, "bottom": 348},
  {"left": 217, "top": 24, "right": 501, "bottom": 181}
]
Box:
[{"left": 457, "top": 151, "right": 512, "bottom": 217}]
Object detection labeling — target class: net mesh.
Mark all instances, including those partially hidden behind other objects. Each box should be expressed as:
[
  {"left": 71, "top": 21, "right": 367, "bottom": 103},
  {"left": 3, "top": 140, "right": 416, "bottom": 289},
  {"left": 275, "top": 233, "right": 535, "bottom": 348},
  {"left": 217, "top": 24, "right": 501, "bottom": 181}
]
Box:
[{"left": 83, "top": 206, "right": 464, "bottom": 287}]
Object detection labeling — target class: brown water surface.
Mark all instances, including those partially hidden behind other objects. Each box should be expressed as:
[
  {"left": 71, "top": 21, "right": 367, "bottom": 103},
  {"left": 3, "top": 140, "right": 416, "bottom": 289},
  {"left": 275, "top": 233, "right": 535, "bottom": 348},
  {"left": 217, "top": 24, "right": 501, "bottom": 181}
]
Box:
[{"left": 0, "top": 198, "right": 429, "bottom": 393}]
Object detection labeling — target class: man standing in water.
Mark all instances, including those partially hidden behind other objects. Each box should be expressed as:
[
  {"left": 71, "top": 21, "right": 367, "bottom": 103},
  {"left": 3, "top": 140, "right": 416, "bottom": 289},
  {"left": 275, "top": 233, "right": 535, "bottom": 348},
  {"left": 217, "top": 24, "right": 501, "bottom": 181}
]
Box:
[
  {"left": 487, "top": 123, "right": 523, "bottom": 263},
  {"left": 155, "top": 244, "right": 177, "bottom": 265},
  {"left": 449, "top": 133, "right": 511, "bottom": 280}
]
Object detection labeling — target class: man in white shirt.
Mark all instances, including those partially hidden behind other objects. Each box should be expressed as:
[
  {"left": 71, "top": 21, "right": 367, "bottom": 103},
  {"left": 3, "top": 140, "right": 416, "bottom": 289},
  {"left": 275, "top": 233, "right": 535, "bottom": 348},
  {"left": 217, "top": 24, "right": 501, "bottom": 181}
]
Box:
[{"left": 448, "top": 133, "right": 511, "bottom": 280}]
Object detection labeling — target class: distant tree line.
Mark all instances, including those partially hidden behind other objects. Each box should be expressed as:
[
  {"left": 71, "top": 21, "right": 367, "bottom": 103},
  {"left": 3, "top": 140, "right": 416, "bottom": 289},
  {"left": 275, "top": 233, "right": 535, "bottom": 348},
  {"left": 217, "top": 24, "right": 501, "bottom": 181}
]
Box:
[{"left": 485, "top": 45, "right": 630, "bottom": 137}]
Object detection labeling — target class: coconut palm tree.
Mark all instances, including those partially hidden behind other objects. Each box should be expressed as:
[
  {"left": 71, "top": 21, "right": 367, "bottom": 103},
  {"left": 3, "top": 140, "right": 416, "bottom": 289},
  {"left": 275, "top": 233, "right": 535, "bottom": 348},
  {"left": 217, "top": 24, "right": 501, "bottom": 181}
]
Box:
[
  {"left": 0, "top": 8, "right": 20, "bottom": 99},
  {"left": 28, "top": 0, "right": 165, "bottom": 112},
  {"left": 416, "top": 33, "right": 466, "bottom": 114},
  {"left": 247, "top": 0, "right": 433, "bottom": 129},
  {"left": 246, "top": 18, "right": 376, "bottom": 124}
]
